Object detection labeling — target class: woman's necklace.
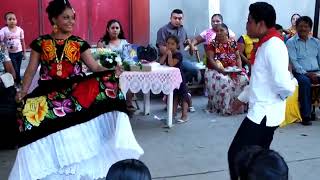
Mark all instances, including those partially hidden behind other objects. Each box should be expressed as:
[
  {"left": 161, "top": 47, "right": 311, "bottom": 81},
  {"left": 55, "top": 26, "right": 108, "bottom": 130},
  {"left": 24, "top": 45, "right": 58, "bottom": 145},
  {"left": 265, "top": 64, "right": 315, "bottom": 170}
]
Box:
[{"left": 53, "top": 39, "right": 68, "bottom": 76}]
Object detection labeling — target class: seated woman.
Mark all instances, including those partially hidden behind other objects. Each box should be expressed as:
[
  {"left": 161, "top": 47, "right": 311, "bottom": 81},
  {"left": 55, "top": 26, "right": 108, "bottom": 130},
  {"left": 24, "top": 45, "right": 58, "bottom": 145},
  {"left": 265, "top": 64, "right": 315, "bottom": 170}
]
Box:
[
  {"left": 237, "top": 34, "right": 259, "bottom": 75},
  {"left": 97, "top": 19, "right": 136, "bottom": 111},
  {"left": 205, "top": 23, "right": 248, "bottom": 115},
  {"left": 0, "top": 44, "right": 17, "bottom": 149},
  {"left": 190, "top": 14, "right": 236, "bottom": 52}
]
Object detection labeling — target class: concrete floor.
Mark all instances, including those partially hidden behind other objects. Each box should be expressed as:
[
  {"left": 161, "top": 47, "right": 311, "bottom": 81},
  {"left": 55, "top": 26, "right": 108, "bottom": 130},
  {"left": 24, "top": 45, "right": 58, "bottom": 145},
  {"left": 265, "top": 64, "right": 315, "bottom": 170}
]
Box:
[{"left": 1, "top": 95, "right": 320, "bottom": 180}]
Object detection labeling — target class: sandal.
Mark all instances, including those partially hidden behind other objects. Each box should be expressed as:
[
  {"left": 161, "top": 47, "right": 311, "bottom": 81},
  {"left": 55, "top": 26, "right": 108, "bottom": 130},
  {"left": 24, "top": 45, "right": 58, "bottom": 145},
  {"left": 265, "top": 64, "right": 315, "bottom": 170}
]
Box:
[{"left": 176, "top": 118, "right": 188, "bottom": 124}]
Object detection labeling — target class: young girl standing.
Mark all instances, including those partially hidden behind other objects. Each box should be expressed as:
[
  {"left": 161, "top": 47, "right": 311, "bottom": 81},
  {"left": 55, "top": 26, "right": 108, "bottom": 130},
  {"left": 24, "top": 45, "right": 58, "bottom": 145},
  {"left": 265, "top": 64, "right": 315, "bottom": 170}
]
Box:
[
  {"left": 160, "top": 35, "right": 189, "bottom": 123},
  {"left": 0, "top": 12, "right": 26, "bottom": 84}
]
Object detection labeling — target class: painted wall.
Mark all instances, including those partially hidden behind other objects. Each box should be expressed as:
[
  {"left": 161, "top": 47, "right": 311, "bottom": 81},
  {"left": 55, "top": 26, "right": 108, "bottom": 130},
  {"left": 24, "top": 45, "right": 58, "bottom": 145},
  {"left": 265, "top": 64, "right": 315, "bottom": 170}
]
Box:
[{"left": 220, "top": 0, "right": 316, "bottom": 38}]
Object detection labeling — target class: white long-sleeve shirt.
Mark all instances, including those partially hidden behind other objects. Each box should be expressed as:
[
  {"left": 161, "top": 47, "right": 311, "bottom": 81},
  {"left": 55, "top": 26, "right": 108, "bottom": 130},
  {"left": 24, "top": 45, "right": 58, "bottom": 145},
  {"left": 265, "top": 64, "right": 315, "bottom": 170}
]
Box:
[{"left": 238, "top": 37, "right": 295, "bottom": 127}]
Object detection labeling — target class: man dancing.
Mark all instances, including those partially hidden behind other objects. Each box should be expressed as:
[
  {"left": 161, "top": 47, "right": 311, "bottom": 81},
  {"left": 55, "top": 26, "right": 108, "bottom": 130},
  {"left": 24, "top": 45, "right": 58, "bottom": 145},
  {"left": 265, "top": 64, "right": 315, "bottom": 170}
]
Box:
[{"left": 228, "top": 2, "right": 296, "bottom": 179}]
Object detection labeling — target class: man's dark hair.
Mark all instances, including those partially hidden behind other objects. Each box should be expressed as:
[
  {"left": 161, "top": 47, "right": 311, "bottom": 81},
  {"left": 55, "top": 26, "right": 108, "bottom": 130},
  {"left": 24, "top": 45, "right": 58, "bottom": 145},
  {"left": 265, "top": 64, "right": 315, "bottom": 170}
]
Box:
[
  {"left": 211, "top": 14, "right": 224, "bottom": 22},
  {"left": 249, "top": 2, "right": 276, "bottom": 28},
  {"left": 234, "top": 146, "right": 289, "bottom": 180},
  {"left": 171, "top": 9, "right": 183, "bottom": 16},
  {"left": 106, "top": 159, "right": 152, "bottom": 180},
  {"left": 275, "top": 24, "right": 283, "bottom": 31},
  {"left": 296, "top": 16, "right": 313, "bottom": 29}
]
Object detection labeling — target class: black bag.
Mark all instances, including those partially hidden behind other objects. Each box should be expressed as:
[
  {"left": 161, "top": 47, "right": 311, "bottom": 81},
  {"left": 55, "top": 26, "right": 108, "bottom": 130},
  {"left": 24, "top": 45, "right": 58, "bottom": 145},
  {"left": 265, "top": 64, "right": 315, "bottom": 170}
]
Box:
[{"left": 137, "top": 45, "right": 158, "bottom": 62}]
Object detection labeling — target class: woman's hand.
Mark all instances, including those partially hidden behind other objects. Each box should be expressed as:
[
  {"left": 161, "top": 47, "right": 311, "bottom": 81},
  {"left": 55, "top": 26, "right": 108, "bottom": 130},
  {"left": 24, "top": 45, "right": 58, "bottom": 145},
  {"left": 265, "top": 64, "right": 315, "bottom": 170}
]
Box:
[
  {"left": 115, "top": 65, "right": 123, "bottom": 78},
  {"left": 15, "top": 90, "right": 27, "bottom": 102},
  {"left": 232, "top": 98, "right": 246, "bottom": 112}
]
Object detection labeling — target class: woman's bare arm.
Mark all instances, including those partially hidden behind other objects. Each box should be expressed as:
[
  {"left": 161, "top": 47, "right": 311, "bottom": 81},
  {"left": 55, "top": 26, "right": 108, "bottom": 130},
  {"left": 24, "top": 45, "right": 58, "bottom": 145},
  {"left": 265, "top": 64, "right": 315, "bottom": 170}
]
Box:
[{"left": 22, "top": 50, "right": 40, "bottom": 92}]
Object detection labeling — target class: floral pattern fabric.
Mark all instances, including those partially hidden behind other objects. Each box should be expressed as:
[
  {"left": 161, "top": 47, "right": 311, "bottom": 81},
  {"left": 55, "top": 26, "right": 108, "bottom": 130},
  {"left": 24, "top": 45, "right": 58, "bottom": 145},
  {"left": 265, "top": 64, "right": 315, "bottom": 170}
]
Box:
[
  {"left": 205, "top": 39, "right": 249, "bottom": 115},
  {"left": 17, "top": 35, "right": 127, "bottom": 147}
]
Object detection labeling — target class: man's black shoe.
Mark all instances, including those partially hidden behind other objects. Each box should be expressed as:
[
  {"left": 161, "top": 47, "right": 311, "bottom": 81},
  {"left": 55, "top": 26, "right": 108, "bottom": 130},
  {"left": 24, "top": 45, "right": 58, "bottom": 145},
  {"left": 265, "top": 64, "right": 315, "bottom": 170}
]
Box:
[{"left": 301, "top": 121, "right": 312, "bottom": 126}]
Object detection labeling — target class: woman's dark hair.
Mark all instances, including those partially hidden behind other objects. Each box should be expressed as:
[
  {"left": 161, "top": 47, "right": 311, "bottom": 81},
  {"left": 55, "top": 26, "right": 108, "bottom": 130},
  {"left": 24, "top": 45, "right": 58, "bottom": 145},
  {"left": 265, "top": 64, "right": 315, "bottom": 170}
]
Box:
[
  {"left": 106, "top": 159, "right": 152, "bottom": 180},
  {"left": 101, "top": 19, "right": 125, "bottom": 45},
  {"left": 217, "top": 23, "right": 230, "bottom": 38},
  {"left": 166, "top": 35, "right": 180, "bottom": 49},
  {"left": 296, "top": 16, "right": 313, "bottom": 29},
  {"left": 291, "top": 13, "right": 301, "bottom": 22},
  {"left": 211, "top": 14, "right": 224, "bottom": 22},
  {"left": 249, "top": 2, "right": 276, "bottom": 28},
  {"left": 235, "top": 146, "right": 289, "bottom": 180},
  {"left": 46, "top": 0, "right": 73, "bottom": 25}
]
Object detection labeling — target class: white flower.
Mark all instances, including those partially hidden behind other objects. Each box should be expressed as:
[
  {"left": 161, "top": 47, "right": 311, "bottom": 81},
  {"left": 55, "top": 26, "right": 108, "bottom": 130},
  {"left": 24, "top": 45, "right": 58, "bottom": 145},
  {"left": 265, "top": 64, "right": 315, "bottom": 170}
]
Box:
[
  {"left": 106, "top": 58, "right": 113, "bottom": 63},
  {"left": 115, "top": 56, "right": 122, "bottom": 66},
  {"left": 105, "top": 48, "right": 113, "bottom": 53}
]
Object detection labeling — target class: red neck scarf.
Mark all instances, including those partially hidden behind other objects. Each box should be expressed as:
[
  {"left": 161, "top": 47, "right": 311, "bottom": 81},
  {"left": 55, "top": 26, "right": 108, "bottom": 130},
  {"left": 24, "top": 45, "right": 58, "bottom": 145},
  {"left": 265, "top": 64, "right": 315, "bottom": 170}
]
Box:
[{"left": 250, "top": 27, "right": 284, "bottom": 65}]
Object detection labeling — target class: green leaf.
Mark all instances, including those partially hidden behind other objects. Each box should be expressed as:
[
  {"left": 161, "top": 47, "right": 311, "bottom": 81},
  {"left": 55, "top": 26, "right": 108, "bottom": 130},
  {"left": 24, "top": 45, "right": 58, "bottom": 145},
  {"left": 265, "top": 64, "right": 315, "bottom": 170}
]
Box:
[
  {"left": 45, "top": 110, "right": 57, "bottom": 119},
  {"left": 96, "top": 92, "right": 107, "bottom": 101}
]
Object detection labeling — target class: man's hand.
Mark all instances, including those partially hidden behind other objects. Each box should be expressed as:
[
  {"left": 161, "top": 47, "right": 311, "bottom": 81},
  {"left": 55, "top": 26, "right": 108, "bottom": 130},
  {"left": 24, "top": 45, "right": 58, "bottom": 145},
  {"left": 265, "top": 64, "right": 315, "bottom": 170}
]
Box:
[{"left": 306, "top": 72, "right": 319, "bottom": 84}]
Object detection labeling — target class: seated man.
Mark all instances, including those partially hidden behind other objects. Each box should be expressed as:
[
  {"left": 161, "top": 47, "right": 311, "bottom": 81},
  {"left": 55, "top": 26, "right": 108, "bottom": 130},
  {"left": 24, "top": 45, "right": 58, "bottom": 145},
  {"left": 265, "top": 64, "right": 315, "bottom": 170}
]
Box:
[
  {"left": 156, "top": 9, "right": 198, "bottom": 84},
  {"left": 286, "top": 16, "right": 320, "bottom": 126},
  {"left": 156, "top": 9, "right": 197, "bottom": 112}
]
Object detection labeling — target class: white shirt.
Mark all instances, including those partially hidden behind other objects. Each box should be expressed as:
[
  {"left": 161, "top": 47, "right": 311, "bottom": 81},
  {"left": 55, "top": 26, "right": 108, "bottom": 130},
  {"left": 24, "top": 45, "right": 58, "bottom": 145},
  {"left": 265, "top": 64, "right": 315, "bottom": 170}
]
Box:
[{"left": 238, "top": 37, "right": 295, "bottom": 127}]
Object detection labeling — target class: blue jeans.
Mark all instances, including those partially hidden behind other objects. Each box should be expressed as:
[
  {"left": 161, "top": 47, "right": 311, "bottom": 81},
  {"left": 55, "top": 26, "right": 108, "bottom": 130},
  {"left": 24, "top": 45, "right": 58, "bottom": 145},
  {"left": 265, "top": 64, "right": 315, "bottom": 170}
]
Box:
[
  {"left": 9, "top": 51, "right": 23, "bottom": 83},
  {"left": 182, "top": 59, "right": 198, "bottom": 83},
  {"left": 293, "top": 72, "right": 311, "bottom": 119}
]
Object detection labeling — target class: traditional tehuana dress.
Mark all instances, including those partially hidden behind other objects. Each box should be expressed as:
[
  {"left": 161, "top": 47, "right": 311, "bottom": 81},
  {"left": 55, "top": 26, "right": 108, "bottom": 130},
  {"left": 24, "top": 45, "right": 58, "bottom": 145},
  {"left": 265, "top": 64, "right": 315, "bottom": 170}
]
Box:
[{"left": 9, "top": 35, "right": 143, "bottom": 180}]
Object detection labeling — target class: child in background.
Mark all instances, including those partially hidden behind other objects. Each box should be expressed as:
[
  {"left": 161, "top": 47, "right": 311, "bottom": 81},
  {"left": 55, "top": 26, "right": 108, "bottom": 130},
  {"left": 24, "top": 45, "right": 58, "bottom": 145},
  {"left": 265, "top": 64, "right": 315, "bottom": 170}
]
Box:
[
  {"left": 159, "top": 35, "right": 189, "bottom": 123},
  {"left": 0, "top": 12, "right": 26, "bottom": 84}
]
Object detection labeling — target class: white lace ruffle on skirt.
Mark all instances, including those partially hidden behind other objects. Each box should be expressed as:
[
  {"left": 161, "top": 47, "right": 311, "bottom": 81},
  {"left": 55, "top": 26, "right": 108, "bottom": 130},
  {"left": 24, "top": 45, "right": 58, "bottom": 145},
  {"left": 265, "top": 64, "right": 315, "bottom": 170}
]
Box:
[{"left": 9, "top": 111, "right": 144, "bottom": 180}]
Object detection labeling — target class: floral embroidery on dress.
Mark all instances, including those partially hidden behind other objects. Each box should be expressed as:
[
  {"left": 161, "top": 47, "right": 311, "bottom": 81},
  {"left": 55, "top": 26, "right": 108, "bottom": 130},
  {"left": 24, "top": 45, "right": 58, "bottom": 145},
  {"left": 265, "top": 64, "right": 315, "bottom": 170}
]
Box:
[
  {"left": 41, "top": 39, "right": 56, "bottom": 62},
  {"left": 18, "top": 35, "right": 125, "bottom": 132},
  {"left": 22, "top": 96, "right": 48, "bottom": 126},
  {"left": 65, "top": 41, "right": 81, "bottom": 63}
]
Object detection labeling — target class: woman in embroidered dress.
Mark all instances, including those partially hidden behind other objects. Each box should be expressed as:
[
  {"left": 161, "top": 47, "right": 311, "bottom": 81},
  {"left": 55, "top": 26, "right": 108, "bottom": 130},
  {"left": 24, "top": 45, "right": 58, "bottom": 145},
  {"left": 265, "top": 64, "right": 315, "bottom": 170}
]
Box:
[
  {"left": 205, "top": 23, "right": 248, "bottom": 115},
  {"left": 9, "top": 0, "right": 143, "bottom": 180}
]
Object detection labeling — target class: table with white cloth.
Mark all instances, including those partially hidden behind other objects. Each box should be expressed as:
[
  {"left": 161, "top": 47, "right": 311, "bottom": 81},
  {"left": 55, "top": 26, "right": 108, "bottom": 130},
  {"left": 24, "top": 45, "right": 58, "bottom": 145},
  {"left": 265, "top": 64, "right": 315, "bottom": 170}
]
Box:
[{"left": 120, "top": 65, "right": 182, "bottom": 127}]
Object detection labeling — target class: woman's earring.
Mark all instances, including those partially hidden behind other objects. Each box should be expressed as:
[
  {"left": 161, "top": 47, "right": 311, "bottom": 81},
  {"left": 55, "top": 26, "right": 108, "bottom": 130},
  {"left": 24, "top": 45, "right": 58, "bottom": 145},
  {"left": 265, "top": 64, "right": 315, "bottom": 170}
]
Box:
[{"left": 53, "top": 24, "right": 58, "bottom": 33}]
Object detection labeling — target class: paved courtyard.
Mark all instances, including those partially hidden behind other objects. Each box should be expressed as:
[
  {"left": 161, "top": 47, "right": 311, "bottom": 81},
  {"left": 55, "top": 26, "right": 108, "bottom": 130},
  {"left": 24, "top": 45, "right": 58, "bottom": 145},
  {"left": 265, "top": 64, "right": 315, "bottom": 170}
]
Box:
[{"left": 1, "top": 95, "right": 320, "bottom": 179}]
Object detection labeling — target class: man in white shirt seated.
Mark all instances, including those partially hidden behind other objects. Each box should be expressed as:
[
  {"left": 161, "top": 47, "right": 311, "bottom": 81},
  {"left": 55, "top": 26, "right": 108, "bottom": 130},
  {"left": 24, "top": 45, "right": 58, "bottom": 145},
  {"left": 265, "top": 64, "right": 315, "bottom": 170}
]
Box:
[
  {"left": 227, "top": 2, "right": 295, "bottom": 180},
  {"left": 286, "top": 16, "right": 320, "bottom": 126}
]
